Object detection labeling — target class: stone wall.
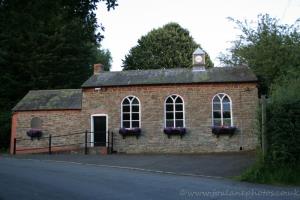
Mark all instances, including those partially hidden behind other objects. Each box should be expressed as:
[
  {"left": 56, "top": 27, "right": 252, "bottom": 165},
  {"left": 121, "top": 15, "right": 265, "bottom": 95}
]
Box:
[
  {"left": 82, "top": 83, "right": 258, "bottom": 153},
  {"left": 13, "top": 110, "right": 85, "bottom": 153},
  {"left": 13, "top": 82, "right": 258, "bottom": 154}
]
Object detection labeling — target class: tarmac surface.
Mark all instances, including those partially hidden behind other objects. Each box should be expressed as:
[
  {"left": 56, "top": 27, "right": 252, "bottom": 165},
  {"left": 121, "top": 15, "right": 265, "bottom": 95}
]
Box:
[
  {"left": 1, "top": 155, "right": 299, "bottom": 200},
  {"left": 5, "top": 151, "right": 256, "bottom": 178}
]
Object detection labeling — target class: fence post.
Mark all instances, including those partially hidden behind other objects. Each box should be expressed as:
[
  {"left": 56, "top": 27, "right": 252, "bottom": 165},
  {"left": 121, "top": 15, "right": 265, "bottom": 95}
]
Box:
[
  {"left": 13, "top": 138, "right": 16, "bottom": 155},
  {"left": 111, "top": 131, "right": 114, "bottom": 154},
  {"left": 261, "top": 95, "right": 267, "bottom": 157},
  {"left": 48, "top": 134, "right": 52, "bottom": 155},
  {"left": 107, "top": 130, "right": 110, "bottom": 154},
  {"left": 85, "top": 130, "right": 88, "bottom": 155}
]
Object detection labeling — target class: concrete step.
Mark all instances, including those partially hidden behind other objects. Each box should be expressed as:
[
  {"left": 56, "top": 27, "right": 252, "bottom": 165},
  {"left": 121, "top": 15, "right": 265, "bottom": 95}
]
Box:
[{"left": 87, "top": 146, "right": 108, "bottom": 155}]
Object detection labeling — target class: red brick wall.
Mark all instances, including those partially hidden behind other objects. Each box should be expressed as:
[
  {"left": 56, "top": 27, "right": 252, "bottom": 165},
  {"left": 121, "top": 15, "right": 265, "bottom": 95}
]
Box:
[{"left": 12, "top": 110, "right": 85, "bottom": 154}]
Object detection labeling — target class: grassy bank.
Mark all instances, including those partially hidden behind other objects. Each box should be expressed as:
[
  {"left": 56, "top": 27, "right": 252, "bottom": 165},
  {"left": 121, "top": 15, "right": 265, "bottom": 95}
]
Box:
[{"left": 239, "top": 155, "right": 300, "bottom": 186}]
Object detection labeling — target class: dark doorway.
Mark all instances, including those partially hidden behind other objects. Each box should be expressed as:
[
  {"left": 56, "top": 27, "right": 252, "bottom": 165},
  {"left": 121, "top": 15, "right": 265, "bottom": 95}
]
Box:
[{"left": 93, "top": 116, "right": 107, "bottom": 146}]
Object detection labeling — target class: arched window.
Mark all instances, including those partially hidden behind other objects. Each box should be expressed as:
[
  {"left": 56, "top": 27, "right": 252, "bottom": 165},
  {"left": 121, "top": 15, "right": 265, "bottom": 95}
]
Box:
[
  {"left": 165, "top": 94, "right": 185, "bottom": 128},
  {"left": 212, "top": 93, "right": 233, "bottom": 126},
  {"left": 121, "top": 96, "right": 141, "bottom": 128}
]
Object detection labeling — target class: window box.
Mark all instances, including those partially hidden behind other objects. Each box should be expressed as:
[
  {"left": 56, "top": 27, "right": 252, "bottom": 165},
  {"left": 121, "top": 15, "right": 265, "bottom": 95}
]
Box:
[
  {"left": 26, "top": 128, "right": 43, "bottom": 140},
  {"left": 119, "top": 128, "right": 141, "bottom": 139},
  {"left": 211, "top": 126, "right": 236, "bottom": 137},
  {"left": 163, "top": 127, "right": 186, "bottom": 138}
]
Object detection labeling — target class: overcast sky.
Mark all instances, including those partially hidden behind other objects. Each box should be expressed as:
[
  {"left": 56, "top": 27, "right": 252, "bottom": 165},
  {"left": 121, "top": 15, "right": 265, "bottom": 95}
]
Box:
[{"left": 96, "top": 0, "right": 299, "bottom": 71}]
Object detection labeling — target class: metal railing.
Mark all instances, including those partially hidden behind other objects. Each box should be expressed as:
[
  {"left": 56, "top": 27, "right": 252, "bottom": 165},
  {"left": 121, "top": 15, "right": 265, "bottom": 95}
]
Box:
[{"left": 13, "top": 130, "right": 114, "bottom": 155}]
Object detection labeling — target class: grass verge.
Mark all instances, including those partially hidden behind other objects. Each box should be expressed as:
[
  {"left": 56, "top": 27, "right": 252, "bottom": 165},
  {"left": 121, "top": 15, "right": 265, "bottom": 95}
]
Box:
[{"left": 238, "top": 155, "right": 300, "bottom": 186}]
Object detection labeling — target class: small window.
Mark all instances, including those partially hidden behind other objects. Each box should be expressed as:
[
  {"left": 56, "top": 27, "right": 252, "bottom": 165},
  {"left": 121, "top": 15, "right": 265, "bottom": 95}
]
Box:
[
  {"left": 212, "top": 93, "right": 233, "bottom": 126},
  {"left": 121, "top": 96, "right": 141, "bottom": 128},
  {"left": 31, "top": 117, "right": 42, "bottom": 129},
  {"left": 165, "top": 95, "right": 185, "bottom": 128}
]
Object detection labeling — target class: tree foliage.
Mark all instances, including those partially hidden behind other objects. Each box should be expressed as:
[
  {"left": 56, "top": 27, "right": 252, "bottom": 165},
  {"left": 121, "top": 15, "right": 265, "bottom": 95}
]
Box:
[
  {"left": 123, "top": 22, "right": 213, "bottom": 70},
  {"left": 219, "top": 14, "right": 300, "bottom": 95},
  {"left": 266, "top": 77, "right": 300, "bottom": 166},
  {"left": 222, "top": 15, "right": 300, "bottom": 183},
  {"left": 91, "top": 46, "right": 112, "bottom": 71},
  {"left": 0, "top": 0, "right": 117, "bottom": 149}
]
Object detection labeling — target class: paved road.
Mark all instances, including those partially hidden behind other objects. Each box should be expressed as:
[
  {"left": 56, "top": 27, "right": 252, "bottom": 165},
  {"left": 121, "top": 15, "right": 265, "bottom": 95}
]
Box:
[
  {"left": 0, "top": 158, "right": 299, "bottom": 200},
  {"left": 9, "top": 152, "right": 256, "bottom": 177}
]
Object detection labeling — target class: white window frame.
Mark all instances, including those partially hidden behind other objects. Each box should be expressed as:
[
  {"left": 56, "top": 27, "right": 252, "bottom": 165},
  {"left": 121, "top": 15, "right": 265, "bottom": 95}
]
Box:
[
  {"left": 211, "top": 93, "right": 233, "bottom": 126},
  {"left": 121, "top": 96, "right": 141, "bottom": 129},
  {"left": 164, "top": 94, "right": 185, "bottom": 128}
]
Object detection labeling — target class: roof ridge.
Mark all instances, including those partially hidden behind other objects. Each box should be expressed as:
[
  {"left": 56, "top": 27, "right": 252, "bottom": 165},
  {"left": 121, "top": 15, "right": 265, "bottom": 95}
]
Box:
[
  {"left": 104, "top": 67, "right": 190, "bottom": 73},
  {"left": 29, "top": 88, "right": 81, "bottom": 92},
  {"left": 100, "top": 66, "right": 249, "bottom": 74}
]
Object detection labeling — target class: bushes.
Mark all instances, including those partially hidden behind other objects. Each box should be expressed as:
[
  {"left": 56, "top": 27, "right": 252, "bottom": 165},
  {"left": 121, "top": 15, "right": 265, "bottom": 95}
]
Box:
[
  {"left": 266, "top": 103, "right": 300, "bottom": 165},
  {"left": 266, "top": 78, "right": 300, "bottom": 166},
  {"left": 240, "top": 77, "right": 300, "bottom": 185}
]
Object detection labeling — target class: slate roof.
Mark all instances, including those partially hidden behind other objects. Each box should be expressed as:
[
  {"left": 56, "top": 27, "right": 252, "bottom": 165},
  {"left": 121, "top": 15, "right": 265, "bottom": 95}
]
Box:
[
  {"left": 82, "top": 66, "right": 257, "bottom": 88},
  {"left": 13, "top": 67, "right": 257, "bottom": 111},
  {"left": 13, "top": 89, "right": 82, "bottom": 111},
  {"left": 193, "top": 47, "right": 205, "bottom": 55}
]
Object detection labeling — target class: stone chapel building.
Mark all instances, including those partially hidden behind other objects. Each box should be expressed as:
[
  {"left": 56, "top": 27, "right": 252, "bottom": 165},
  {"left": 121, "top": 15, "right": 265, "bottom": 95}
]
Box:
[{"left": 10, "top": 48, "right": 258, "bottom": 154}]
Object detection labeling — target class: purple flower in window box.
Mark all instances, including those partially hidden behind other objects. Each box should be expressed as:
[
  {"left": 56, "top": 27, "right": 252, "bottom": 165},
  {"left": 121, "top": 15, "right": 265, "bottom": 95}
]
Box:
[
  {"left": 119, "top": 128, "right": 141, "bottom": 139},
  {"left": 26, "top": 128, "right": 43, "bottom": 140},
  {"left": 163, "top": 127, "right": 186, "bottom": 138},
  {"left": 211, "top": 126, "right": 236, "bottom": 137}
]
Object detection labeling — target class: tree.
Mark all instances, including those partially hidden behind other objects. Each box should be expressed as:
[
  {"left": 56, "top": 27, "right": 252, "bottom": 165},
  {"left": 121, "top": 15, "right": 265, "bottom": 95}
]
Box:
[
  {"left": 122, "top": 22, "right": 213, "bottom": 70},
  {"left": 91, "top": 46, "right": 113, "bottom": 71},
  {"left": 0, "top": 0, "right": 117, "bottom": 149},
  {"left": 219, "top": 14, "right": 300, "bottom": 95},
  {"left": 222, "top": 14, "right": 300, "bottom": 184}
]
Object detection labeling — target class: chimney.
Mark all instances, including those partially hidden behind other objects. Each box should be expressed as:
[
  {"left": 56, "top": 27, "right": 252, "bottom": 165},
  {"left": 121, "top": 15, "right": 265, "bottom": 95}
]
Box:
[{"left": 93, "top": 64, "right": 104, "bottom": 75}]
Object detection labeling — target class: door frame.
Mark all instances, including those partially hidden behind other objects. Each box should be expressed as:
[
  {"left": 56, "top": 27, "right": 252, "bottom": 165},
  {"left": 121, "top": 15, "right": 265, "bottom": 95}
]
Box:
[{"left": 90, "top": 114, "right": 108, "bottom": 147}]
